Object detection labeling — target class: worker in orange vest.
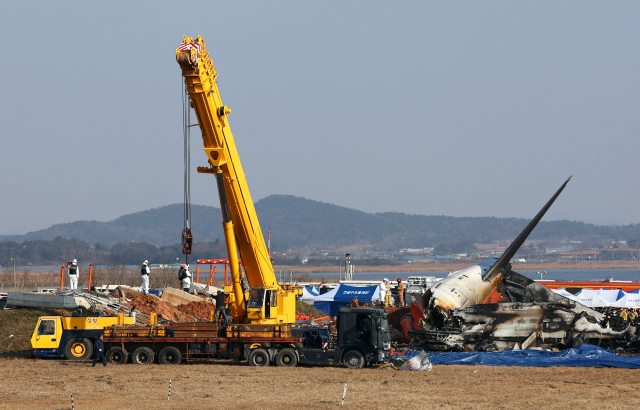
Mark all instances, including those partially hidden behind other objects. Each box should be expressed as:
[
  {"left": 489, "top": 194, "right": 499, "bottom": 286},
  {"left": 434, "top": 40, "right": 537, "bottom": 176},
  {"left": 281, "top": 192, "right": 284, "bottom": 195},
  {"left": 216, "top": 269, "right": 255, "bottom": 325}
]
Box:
[
  {"left": 396, "top": 278, "right": 405, "bottom": 307},
  {"left": 383, "top": 278, "right": 393, "bottom": 307}
]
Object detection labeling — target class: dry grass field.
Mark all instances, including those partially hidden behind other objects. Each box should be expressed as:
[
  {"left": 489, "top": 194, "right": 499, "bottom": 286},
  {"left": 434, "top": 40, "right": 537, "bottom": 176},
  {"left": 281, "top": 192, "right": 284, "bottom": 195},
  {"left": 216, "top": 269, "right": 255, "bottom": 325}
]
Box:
[{"left": 1, "top": 358, "right": 640, "bottom": 409}]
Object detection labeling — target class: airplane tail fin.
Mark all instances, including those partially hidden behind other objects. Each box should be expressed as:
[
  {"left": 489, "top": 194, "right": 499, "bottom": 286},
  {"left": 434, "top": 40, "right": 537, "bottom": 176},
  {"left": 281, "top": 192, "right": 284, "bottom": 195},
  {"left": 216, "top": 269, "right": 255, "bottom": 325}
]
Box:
[{"left": 483, "top": 176, "right": 572, "bottom": 282}]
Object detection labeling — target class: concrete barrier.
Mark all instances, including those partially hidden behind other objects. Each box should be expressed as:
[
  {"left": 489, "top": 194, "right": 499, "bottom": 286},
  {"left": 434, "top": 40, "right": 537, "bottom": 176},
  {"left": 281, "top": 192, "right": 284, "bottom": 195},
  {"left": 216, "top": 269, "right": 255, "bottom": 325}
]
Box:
[
  {"left": 7, "top": 292, "right": 78, "bottom": 309},
  {"left": 161, "top": 287, "right": 205, "bottom": 306}
]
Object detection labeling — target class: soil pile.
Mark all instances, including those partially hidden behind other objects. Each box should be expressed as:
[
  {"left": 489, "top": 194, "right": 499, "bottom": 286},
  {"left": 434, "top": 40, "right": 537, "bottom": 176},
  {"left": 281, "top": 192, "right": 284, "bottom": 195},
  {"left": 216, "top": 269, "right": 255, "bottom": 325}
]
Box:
[
  {"left": 176, "top": 300, "right": 217, "bottom": 321},
  {"left": 125, "top": 295, "right": 188, "bottom": 322},
  {"left": 125, "top": 295, "right": 218, "bottom": 322}
]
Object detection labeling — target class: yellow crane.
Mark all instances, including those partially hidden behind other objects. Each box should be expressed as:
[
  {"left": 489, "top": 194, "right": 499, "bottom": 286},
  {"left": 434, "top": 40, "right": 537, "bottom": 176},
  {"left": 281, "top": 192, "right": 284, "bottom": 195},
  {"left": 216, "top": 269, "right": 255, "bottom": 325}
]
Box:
[{"left": 176, "top": 36, "right": 300, "bottom": 325}]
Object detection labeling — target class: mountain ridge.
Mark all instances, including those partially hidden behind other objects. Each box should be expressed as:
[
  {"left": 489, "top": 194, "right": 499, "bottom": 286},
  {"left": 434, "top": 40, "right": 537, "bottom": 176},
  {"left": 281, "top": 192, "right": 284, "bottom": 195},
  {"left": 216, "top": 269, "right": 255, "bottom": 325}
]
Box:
[{"left": 1, "top": 195, "right": 639, "bottom": 249}]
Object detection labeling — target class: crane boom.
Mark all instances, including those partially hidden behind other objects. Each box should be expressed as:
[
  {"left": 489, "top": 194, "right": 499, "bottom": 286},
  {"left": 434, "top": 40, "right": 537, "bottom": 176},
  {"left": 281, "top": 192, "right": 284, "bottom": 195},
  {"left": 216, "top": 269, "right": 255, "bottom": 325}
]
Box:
[{"left": 176, "top": 36, "right": 299, "bottom": 324}]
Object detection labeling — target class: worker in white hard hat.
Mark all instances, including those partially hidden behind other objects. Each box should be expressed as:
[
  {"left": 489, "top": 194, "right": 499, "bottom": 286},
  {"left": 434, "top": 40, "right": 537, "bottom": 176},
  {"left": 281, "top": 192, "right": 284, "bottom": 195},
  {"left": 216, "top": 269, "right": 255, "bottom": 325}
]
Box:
[
  {"left": 378, "top": 278, "right": 388, "bottom": 307},
  {"left": 181, "top": 264, "right": 192, "bottom": 293},
  {"left": 66, "top": 259, "right": 80, "bottom": 290},
  {"left": 140, "top": 260, "right": 150, "bottom": 295}
]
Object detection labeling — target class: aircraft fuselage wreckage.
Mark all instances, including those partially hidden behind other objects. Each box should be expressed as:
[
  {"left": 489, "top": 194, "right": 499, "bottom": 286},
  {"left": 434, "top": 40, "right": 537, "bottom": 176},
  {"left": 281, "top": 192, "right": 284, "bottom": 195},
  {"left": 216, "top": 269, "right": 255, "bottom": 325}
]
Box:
[{"left": 411, "top": 177, "right": 640, "bottom": 353}]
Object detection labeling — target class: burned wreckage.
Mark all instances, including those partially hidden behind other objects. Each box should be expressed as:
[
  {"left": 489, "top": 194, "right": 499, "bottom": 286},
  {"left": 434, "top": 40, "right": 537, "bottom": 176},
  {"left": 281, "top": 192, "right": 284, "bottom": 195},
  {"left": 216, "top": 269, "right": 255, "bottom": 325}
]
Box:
[{"left": 411, "top": 177, "right": 639, "bottom": 353}]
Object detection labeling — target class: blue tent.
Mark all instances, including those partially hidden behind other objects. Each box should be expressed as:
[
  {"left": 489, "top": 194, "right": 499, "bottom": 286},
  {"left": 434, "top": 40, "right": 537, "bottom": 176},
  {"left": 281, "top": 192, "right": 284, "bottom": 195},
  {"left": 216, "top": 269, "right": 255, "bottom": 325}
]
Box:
[{"left": 314, "top": 284, "right": 381, "bottom": 317}]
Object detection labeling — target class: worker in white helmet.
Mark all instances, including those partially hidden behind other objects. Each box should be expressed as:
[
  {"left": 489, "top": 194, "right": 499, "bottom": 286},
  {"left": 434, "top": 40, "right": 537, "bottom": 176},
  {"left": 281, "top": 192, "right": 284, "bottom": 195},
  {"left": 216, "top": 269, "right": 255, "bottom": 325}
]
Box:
[
  {"left": 140, "top": 260, "right": 150, "bottom": 295},
  {"left": 378, "top": 278, "right": 388, "bottom": 307},
  {"left": 67, "top": 259, "right": 79, "bottom": 290},
  {"left": 181, "top": 264, "right": 191, "bottom": 293}
]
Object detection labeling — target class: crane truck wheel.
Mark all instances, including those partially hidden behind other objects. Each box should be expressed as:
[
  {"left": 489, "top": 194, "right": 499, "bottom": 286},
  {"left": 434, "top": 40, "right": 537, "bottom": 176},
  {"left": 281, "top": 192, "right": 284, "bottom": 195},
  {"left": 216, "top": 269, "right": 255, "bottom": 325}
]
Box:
[
  {"left": 342, "top": 350, "right": 364, "bottom": 369},
  {"left": 274, "top": 348, "right": 298, "bottom": 367},
  {"left": 158, "top": 346, "right": 182, "bottom": 365},
  {"left": 106, "top": 347, "right": 128, "bottom": 364},
  {"left": 131, "top": 347, "right": 154, "bottom": 365},
  {"left": 247, "top": 348, "right": 270, "bottom": 366},
  {"left": 64, "top": 338, "right": 93, "bottom": 361}
]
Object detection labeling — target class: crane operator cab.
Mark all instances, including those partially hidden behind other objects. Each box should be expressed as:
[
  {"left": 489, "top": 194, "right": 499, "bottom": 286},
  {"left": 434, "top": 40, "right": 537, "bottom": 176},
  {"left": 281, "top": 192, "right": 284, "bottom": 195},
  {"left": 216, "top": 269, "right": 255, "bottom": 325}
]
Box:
[
  {"left": 247, "top": 287, "right": 277, "bottom": 320},
  {"left": 245, "top": 286, "right": 299, "bottom": 324}
]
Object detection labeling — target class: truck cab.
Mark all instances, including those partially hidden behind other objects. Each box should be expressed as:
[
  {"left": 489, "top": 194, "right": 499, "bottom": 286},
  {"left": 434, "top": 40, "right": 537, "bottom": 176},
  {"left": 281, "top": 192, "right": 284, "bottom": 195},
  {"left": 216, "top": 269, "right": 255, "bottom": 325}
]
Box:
[
  {"left": 296, "top": 306, "right": 391, "bottom": 369},
  {"left": 31, "top": 313, "right": 135, "bottom": 360}
]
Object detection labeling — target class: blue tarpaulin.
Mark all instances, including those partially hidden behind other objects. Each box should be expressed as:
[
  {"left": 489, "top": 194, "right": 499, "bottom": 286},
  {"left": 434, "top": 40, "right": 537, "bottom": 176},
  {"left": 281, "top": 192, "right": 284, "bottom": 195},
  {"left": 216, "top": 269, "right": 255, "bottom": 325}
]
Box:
[
  {"left": 314, "top": 284, "right": 380, "bottom": 317},
  {"left": 395, "top": 345, "right": 640, "bottom": 369}
]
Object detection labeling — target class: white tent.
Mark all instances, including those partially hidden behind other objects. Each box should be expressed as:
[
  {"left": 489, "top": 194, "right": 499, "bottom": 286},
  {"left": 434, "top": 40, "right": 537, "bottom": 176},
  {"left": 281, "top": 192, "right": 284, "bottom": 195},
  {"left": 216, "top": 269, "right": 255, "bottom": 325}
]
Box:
[
  {"left": 597, "top": 289, "right": 623, "bottom": 304},
  {"left": 576, "top": 292, "right": 596, "bottom": 306},
  {"left": 589, "top": 294, "right": 611, "bottom": 307},
  {"left": 300, "top": 286, "right": 319, "bottom": 305},
  {"left": 551, "top": 288, "right": 578, "bottom": 302},
  {"left": 611, "top": 292, "right": 640, "bottom": 308}
]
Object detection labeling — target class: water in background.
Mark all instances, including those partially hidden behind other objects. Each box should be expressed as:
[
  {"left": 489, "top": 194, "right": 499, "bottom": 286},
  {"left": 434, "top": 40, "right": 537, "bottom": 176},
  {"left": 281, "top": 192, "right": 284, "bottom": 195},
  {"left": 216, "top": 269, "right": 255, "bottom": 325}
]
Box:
[
  {"left": 294, "top": 269, "right": 640, "bottom": 283},
  {"left": 8, "top": 266, "right": 640, "bottom": 283}
]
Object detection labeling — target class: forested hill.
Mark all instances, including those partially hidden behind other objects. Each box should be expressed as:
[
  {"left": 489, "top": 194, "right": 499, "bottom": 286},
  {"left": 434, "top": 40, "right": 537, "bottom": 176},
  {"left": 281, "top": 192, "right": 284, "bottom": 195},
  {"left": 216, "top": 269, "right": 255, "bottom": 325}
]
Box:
[{"left": 1, "top": 195, "right": 640, "bottom": 249}]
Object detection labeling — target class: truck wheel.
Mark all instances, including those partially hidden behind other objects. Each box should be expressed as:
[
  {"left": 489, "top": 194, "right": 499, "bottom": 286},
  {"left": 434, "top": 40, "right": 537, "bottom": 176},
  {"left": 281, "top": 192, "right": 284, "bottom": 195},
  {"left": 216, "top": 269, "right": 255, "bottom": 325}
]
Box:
[
  {"left": 158, "top": 346, "right": 182, "bottom": 365},
  {"left": 343, "top": 350, "right": 364, "bottom": 369},
  {"left": 106, "top": 347, "right": 128, "bottom": 364},
  {"left": 64, "top": 338, "right": 93, "bottom": 361},
  {"left": 275, "top": 348, "right": 298, "bottom": 367},
  {"left": 247, "top": 348, "right": 270, "bottom": 366},
  {"left": 131, "top": 347, "right": 154, "bottom": 365}
]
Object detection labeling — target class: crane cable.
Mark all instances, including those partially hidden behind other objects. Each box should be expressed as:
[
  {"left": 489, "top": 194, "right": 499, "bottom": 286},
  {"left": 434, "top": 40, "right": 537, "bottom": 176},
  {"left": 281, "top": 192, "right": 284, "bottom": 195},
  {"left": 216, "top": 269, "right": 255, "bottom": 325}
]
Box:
[
  {"left": 181, "top": 79, "right": 193, "bottom": 265},
  {"left": 182, "top": 80, "right": 191, "bottom": 231}
]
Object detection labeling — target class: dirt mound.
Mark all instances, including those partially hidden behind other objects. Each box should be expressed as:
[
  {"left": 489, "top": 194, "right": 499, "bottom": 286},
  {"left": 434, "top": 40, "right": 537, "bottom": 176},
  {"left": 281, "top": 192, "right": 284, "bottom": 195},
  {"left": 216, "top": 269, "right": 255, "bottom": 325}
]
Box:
[
  {"left": 125, "top": 295, "right": 218, "bottom": 322},
  {"left": 125, "top": 295, "right": 188, "bottom": 322},
  {"left": 176, "top": 300, "right": 217, "bottom": 322}
]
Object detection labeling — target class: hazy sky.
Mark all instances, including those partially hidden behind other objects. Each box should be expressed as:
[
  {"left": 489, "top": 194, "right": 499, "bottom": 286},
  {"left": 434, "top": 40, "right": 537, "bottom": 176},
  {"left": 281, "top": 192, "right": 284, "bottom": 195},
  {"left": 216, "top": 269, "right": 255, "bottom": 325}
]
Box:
[{"left": 1, "top": 2, "right": 639, "bottom": 235}]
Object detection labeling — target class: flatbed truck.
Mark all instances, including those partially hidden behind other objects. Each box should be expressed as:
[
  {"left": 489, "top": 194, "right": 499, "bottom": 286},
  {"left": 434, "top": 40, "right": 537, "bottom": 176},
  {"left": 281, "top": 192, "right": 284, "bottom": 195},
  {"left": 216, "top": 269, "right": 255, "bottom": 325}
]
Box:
[{"left": 103, "top": 306, "right": 390, "bottom": 369}]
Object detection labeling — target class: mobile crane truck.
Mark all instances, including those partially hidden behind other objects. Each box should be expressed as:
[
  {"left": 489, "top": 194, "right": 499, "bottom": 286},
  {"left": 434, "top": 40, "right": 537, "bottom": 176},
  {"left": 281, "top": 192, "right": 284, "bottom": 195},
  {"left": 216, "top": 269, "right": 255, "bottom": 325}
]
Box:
[
  {"left": 97, "top": 36, "right": 391, "bottom": 368},
  {"left": 31, "top": 311, "right": 134, "bottom": 360}
]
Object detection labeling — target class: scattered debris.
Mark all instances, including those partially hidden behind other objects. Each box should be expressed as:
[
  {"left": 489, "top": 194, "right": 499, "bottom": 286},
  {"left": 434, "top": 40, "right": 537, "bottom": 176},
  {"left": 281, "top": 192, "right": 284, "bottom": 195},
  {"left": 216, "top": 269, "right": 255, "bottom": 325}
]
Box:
[{"left": 389, "top": 351, "right": 433, "bottom": 371}]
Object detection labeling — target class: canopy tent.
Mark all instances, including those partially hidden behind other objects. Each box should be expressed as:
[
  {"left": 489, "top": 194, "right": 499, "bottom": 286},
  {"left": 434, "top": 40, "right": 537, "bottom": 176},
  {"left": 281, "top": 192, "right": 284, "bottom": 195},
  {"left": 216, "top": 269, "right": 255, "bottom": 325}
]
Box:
[
  {"left": 576, "top": 292, "right": 596, "bottom": 307},
  {"left": 589, "top": 294, "right": 611, "bottom": 307},
  {"left": 300, "top": 286, "right": 319, "bottom": 305},
  {"left": 314, "top": 284, "right": 381, "bottom": 317},
  {"left": 611, "top": 292, "right": 640, "bottom": 308},
  {"left": 571, "top": 288, "right": 640, "bottom": 308},
  {"left": 597, "top": 289, "right": 625, "bottom": 304},
  {"left": 551, "top": 288, "right": 579, "bottom": 302}
]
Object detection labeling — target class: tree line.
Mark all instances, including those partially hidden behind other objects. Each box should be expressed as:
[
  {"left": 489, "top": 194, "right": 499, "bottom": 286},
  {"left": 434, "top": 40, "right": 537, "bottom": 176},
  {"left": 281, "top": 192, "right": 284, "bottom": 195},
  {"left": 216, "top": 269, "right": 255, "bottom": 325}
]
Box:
[{"left": 0, "top": 237, "right": 228, "bottom": 267}]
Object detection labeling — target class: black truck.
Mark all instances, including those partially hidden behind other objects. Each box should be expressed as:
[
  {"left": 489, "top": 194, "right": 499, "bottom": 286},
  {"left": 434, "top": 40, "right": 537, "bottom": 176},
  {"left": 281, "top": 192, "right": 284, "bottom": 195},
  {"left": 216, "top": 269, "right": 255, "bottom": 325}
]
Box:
[{"left": 294, "top": 306, "right": 391, "bottom": 369}]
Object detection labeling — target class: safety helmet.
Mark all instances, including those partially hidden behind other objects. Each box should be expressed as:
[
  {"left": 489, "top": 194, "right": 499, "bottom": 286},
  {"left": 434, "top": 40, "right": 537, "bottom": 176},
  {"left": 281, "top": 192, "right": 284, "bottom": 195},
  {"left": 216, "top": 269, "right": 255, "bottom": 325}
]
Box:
[
  {"left": 72, "top": 259, "right": 77, "bottom": 264},
  {"left": 143, "top": 260, "right": 148, "bottom": 265},
  {"left": 383, "top": 278, "right": 389, "bottom": 282},
  {"left": 397, "top": 278, "right": 402, "bottom": 283}
]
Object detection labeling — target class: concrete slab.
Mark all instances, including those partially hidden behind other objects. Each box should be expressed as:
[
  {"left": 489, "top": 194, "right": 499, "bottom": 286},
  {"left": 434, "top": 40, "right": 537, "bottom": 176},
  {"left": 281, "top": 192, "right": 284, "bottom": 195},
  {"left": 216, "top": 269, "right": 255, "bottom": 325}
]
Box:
[
  {"left": 114, "top": 286, "right": 145, "bottom": 299},
  {"left": 161, "top": 287, "right": 204, "bottom": 306},
  {"left": 7, "top": 292, "right": 77, "bottom": 309}
]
